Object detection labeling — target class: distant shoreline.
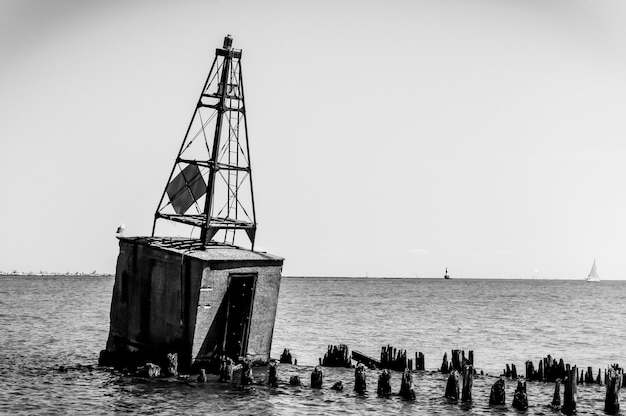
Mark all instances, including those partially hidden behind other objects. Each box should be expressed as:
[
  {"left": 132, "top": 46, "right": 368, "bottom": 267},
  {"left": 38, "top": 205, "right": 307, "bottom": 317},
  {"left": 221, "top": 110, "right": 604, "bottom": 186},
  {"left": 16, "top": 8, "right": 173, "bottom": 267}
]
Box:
[
  {"left": 282, "top": 275, "right": 625, "bottom": 281},
  {"left": 0, "top": 272, "right": 114, "bottom": 277}
]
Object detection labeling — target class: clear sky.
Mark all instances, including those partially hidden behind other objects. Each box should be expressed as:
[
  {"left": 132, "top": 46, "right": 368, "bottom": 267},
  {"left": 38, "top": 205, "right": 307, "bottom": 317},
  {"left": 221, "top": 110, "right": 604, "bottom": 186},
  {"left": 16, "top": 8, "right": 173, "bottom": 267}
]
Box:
[{"left": 1, "top": 0, "right": 625, "bottom": 279}]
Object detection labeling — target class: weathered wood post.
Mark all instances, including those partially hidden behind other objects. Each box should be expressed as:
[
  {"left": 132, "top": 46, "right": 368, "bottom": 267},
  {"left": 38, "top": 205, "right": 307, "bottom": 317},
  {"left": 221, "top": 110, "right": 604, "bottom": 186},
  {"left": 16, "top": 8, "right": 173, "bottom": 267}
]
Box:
[
  {"left": 399, "top": 369, "right": 416, "bottom": 400},
  {"left": 562, "top": 365, "right": 577, "bottom": 415},
  {"left": 489, "top": 378, "right": 506, "bottom": 405},
  {"left": 512, "top": 380, "right": 528, "bottom": 410},
  {"left": 322, "top": 344, "right": 351, "bottom": 367},
  {"left": 279, "top": 348, "right": 293, "bottom": 364},
  {"left": 578, "top": 367, "right": 584, "bottom": 385},
  {"left": 377, "top": 369, "right": 392, "bottom": 397},
  {"left": 416, "top": 352, "right": 425, "bottom": 371},
  {"left": 445, "top": 370, "right": 460, "bottom": 401},
  {"left": 441, "top": 352, "right": 450, "bottom": 374},
  {"left": 268, "top": 361, "right": 278, "bottom": 387},
  {"left": 240, "top": 359, "right": 253, "bottom": 385},
  {"left": 311, "top": 366, "right": 323, "bottom": 388},
  {"left": 596, "top": 368, "right": 603, "bottom": 385},
  {"left": 451, "top": 350, "right": 462, "bottom": 372},
  {"left": 544, "top": 357, "right": 553, "bottom": 381},
  {"left": 354, "top": 363, "right": 367, "bottom": 394},
  {"left": 604, "top": 368, "right": 622, "bottom": 415},
  {"left": 331, "top": 381, "right": 344, "bottom": 391},
  {"left": 289, "top": 375, "right": 301, "bottom": 386},
  {"left": 550, "top": 380, "right": 561, "bottom": 410},
  {"left": 557, "top": 358, "right": 566, "bottom": 381},
  {"left": 525, "top": 360, "right": 535, "bottom": 381},
  {"left": 461, "top": 364, "right": 473, "bottom": 403}
]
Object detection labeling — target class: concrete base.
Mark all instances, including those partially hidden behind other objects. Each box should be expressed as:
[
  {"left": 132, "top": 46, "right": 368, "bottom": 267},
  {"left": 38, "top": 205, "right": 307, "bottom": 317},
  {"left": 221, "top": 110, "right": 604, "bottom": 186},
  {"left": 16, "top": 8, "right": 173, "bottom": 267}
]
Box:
[{"left": 100, "top": 237, "right": 283, "bottom": 373}]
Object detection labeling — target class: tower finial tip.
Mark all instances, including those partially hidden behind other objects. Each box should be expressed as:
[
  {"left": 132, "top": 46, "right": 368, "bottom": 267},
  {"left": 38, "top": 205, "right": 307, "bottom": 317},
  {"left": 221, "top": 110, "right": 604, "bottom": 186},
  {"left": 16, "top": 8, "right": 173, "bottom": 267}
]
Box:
[{"left": 223, "top": 34, "right": 233, "bottom": 50}]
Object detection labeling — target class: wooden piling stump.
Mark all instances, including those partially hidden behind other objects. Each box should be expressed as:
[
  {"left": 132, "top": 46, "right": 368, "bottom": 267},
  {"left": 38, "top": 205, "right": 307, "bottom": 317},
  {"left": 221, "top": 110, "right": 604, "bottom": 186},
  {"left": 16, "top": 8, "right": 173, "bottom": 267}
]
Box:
[
  {"left": 604, "top": 368, "right": 622, "bottom": 415},
  {"left": 562, "top": 365, "right": 577, "bottom": 415},
  {"left": 451, "top": 350, "right": 463, "bottom": 372},
  {"left": 331, "top": 381, "right": 344, "bottom": 391},
  {"left": 322, "top": 344, "right": 351, "bottom": 368},
  {"left": 289, "top": 375, "right": 301, "bottom": 386},
  {"left": 399, "top": 369, "right": 416, "bottom": 400},
  {"left": 380, "top": 345, "right": 412, "bottom": 371},
  {"left": 279, "top": 348, "right": 293, "bottom": 364},
  {"left": 544, "top": 357, "right": 552, "bottom": 381},
  {"left": 525, "top": 360, "right": 535, "bottom": 381},
  {"left": 489, "top": 378, "right": 506, "bottom": 405},
  {"left": 416, "top": 352, "right": 425, "bottom": 371},
  {"left": 512, "top": 380, "right": 528, "bottom": 410},
  {"left": 550, "top": 380, "right": 561, "bottom": 410},
  {"left": 311, "top": 366, "right": 323, "bottom": 388},
  {"left": 268, "top": 361, "right": 278, "bottom": 387},
  {"left": 354, "top": 363, "right": 367, "bottom": 394},
  {"left": 440, "top": 352, "right": 450, "bottom": 374},
  {"left": 377, "top": 369, "right": 392, "bottom": 397},
  {"left": 444, "top": 370, "right": 460, "bottom": 401},
  {"left": 461, "top": 364, "right": 473, "bottom": 403},
  {"left": 557, "top": 359, "right": 566, "bottom": 381}
]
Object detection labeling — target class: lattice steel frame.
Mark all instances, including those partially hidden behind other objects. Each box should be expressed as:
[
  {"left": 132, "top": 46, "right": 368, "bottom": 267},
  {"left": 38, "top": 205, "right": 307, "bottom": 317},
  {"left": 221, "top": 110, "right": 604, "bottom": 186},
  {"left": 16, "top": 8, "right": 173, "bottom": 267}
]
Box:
[{"left": 152, "top": 35, "right": 257, "bottom": 249}]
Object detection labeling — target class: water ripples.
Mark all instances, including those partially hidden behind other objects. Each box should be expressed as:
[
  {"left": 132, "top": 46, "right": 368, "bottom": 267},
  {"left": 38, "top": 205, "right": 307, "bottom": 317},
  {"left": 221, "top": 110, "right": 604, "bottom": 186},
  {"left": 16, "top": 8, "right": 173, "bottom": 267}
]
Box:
[{"left": 1, "top": 275, "right": 625, "bottom": 414}]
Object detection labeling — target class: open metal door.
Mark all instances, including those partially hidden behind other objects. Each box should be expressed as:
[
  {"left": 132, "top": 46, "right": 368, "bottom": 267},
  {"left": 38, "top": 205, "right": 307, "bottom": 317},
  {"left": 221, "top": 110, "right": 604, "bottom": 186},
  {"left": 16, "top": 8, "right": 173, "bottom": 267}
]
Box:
[{"left": 223, "top": 273, "right": 257, "bottom": 359}]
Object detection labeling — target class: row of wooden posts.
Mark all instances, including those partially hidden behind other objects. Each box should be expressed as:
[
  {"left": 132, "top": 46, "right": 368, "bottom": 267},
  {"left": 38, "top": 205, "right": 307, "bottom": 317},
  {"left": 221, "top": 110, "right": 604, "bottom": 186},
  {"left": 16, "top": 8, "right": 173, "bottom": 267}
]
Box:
[
  {"left": 206, "top": 353, "right": 622, "bottom": 410},
  {"left": 519, "top": 355, "right": 626, "bottom": 387},
  {"left": 271, "top": 345, "right": 624, "bottom": 414},
  {"left": 440, "top": 349, "right": 473, "bottom": 374},
  {"left": 116, "top": 346, "right": 622, "bottom": 414},
  {"left": 380, "top": 345, "right": 425, "bottom": 372},
  {"left": 313, "top": 345, "right": 425, "bottom": 372}
]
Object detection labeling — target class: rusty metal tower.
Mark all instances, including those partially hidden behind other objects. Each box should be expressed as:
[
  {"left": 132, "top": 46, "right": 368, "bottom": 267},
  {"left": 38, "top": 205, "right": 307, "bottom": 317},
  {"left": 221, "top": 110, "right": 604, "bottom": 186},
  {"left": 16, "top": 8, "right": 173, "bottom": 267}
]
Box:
[{"left": 152, "top": 35, "right": 257, "bottom": 249}]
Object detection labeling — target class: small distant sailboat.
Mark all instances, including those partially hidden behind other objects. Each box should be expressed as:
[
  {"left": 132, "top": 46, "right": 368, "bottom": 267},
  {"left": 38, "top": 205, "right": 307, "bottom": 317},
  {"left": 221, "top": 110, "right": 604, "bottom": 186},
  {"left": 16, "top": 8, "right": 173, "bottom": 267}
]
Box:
[
  {"left": 586, "top": 259, "right": 600, "bottom": 282},
  {"left": 444, "top": 267, "right": 450, "bottom": 279}
]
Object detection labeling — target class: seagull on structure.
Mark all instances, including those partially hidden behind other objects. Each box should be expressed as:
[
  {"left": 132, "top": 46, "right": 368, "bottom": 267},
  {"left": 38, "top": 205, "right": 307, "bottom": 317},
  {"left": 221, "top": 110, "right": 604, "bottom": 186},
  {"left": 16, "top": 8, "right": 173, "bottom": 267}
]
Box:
[{"left": 116, "top": 224, "right": 125, "bottom": 236}]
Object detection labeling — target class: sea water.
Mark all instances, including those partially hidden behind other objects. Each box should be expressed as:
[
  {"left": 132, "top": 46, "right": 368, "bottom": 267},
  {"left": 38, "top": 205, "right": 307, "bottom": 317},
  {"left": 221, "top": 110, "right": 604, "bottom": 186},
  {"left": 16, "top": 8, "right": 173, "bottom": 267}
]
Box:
[{"left": 0, "top": 275, "right": 624, "bottom": 415}]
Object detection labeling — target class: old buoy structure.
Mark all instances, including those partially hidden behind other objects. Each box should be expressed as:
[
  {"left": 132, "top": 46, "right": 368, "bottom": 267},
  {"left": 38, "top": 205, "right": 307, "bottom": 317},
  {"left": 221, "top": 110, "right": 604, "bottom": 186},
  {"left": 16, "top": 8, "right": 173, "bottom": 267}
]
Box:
[{"left": 99, "top": 35, "right": 283, "bottom": 374}]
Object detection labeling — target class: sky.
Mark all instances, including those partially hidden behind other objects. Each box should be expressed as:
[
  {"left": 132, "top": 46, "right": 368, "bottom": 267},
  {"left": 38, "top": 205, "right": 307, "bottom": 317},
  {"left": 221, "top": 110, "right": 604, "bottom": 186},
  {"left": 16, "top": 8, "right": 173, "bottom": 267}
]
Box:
[{"left": 1, "top": 0, "right": 625, "bottom": 279}]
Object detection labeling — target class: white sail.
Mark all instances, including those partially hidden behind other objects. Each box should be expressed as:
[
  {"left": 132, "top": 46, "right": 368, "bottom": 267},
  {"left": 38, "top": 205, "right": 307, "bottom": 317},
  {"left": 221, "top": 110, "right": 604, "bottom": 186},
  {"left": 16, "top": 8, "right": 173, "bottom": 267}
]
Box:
[{"left": 586, "top": 259, "right": 600, "bottom": 282}]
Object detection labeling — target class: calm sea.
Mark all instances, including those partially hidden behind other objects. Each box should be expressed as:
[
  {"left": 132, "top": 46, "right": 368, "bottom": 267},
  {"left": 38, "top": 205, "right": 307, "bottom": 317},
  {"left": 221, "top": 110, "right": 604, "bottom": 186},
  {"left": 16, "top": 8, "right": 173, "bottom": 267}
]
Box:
[{"left": 0, "top": 275, "right": 624, "bottom": 415}]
